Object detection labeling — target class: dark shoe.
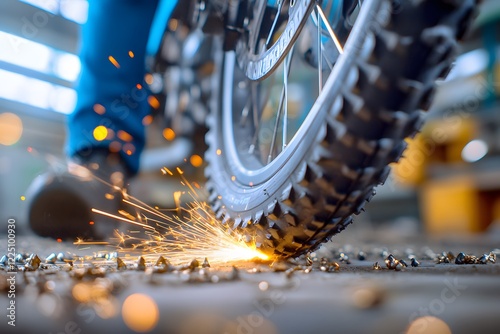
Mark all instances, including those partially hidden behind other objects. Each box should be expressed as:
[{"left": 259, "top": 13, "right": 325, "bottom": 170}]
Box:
[{"left": 26, "top": 150, "right": 131, "bottom": 240}]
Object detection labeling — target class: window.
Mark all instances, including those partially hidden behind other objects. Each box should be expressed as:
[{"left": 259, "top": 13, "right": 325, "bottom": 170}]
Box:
[
  {"left": 21, "top": 0, "right": 89, "bottom": 24},
  {"left": 0, "top": 1, "right": 89, "bottom": 115}
]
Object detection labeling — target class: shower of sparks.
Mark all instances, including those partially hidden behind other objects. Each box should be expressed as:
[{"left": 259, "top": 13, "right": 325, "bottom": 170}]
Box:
[{"left": 80, "top": 167, "right": 270, "bottom": 265}]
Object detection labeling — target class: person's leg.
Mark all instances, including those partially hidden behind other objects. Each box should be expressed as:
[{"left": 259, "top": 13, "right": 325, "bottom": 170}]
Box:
[
  {"left": 67, "top": 0, "right": 160, "bottom": 175},
  {"left": 27, "top": 0, "right": 168, "bottom": 239}
]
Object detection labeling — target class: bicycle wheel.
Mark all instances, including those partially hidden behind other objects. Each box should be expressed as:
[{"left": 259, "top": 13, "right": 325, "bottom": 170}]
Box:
[{"left": 205, "top": 0, "right": 479, "bottom": 258}]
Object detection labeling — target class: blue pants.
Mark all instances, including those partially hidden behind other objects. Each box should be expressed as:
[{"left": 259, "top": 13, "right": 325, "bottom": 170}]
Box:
[{"left": 66, "top": 0, "right": 175, "bottom": 174}]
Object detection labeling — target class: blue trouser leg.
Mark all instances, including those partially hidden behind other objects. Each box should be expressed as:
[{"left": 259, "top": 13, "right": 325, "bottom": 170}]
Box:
[{"left": 66, "top": 0, "right": 160, "bottom": 175}]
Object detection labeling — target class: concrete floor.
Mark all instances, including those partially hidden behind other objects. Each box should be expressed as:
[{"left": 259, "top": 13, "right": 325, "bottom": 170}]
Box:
[{"left": 1, "top": 225, "right": 499, "bottom": 334}]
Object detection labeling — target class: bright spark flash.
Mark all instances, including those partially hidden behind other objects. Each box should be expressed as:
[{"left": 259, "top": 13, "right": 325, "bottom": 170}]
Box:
[{"left": 89, "top": 168, "right": 270, "bottom": 265}]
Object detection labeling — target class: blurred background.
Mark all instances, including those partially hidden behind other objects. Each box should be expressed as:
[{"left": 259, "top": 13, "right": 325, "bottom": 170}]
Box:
[{"left": 1, "top": 0, "right": 499, "bottom": 238}]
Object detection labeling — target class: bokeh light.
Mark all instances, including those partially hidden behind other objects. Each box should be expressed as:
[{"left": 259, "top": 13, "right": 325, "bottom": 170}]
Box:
[
  {"left": 72, "top": 283, "right": 92, "bottom": 303},
  {"left": 123, "top": 143, "right": 136, "bottom": 156},
  {"left": 406, "top": 316, "right": 451, "bottom": 334},
  {"left": 163, "top": 128, "right": 176, "bottom": 141},
  {"left": 190, "top": 154, "right": 203, "bottom": 167},
  {"left": 54, "top": 53, "right": 81, "bottom": 82},
  {"left": 93, "top": 103, "right": 106, "bottom": 115},
  {"left": 0, "top": 112, "right": 23, "bottom": 146},
  {"left": 122, "top": 294, "right": 159, "bottom": 333},
  {"left": 461, "top": 139, "right": 488, "bottom": 163},
  {"left": 109, "top": 141, "right": 122, "bottom": 153},
  {"left": 148, "top": 96, "right": 160, "bottom": 109},
  {"left": 93, "top": 125, "right": 108, "bottom": 142},
  {"left": 117, "top": 130, "right": 133, "bottom": 142},
  {"left": 145, "top": 74, "right": 154, "bottom": 85},
  {"left": 142, "top": 115, "right": 153, "bottom": 126}
]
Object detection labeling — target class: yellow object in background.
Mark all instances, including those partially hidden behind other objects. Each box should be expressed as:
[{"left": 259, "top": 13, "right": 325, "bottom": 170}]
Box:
[
  {"left": 421, "top": 176, "right": 481, "bottom": 234},
  {"left": 391, "top": 136, "right": 428, "bottom": 186},
  {"left": 392, "top": 117, "right": 477, "bottom": 186},
  {"left": 391, "top": 116, "right": 499, "bottom": 234},
  {"left": 493, "top": 198, "right": 500, "bottom": 224}
]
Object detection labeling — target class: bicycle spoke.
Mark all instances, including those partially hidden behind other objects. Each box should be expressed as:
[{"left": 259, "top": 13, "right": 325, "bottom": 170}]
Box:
[
  {"left": 316, "top": 7, "right": 323, "bottom": 93},
  {"left": 323, "top": 46, "right": 334, "bottom": 70},
  {"left": 268, "top": 90, "right": 284, "bottom": 164},
  {"left": 265, "top": 0, "right": 284, "bottom": 48},
  {"left": 239, "top": 95, "right": 252, "bottom": 127},
  {"left": 310, "top": 7, "right": 335, "bottom": 91},
  {"left": 240, "top": 0, "right": 355, "bottom": 165},
  {"left": 251, "top": 82, "right": 260, "bottom": 131},
  {"left": 316, "top": 4, "right": 344, "bottom": 55},
  {"left": 248, "top": 75, "right": 275, "bottom": 155},
  {"left": 282, "top": 49, "right": 291, "bottom": 151},
  {"left": 268, "top": 47, "right": 294, "bottom": 164},
  {"left": 248, "top": 82, "right": 260, "bottom": 154}
]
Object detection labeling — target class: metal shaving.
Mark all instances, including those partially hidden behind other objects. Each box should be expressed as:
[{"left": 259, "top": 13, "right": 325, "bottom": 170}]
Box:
[
  {"left": 136, "top": 257, "right": 147, "bottom": 271},
  {"left": 116, "top": 257, "right": 127, "bottom": 271},
  {"left": 25, "top": 254, "right": 41, "bottom": 271}
]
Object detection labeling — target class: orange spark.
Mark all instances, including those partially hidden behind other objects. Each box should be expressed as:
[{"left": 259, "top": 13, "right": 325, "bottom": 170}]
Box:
[
  {"left": 92, "top": 208, "right": 155, "bottom": 231},
  {"left": 109, "top": 141, "right": 121, "bottom": 153},
  {"left": 148, "top": 96, "right": 160, "bottom": 109},
  {"left": 190, "top": 155, "right": 203, "bottom": 168},
  {"left": 74, "top": 239, "right": 108, "bottom": 245},
  {"left": 145, "top": 74, "right": 154, "bottom": 85},
  {"left": 142, "top": 115, "right": 153, "bottom": 126},
  {"left": 161, "top": 167, "right": 173, "bottom": 175},
  {"left": 108, "top": 56, "right": 120, "bottom": 68},
  {"left": 123, "top": 143, "right": 135, "bottom": 155},
  {"left": 81, "top": 165, "right": 270, "bottom": 265},
  {"left": 162, "top": 128, "right": 175, "bottom": 141},
  {"left": 93, "top": 104, "right": 106, "bottom": 115},
  {"left": 117, "top": 130, "right": 133, "bottom": 142}
]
